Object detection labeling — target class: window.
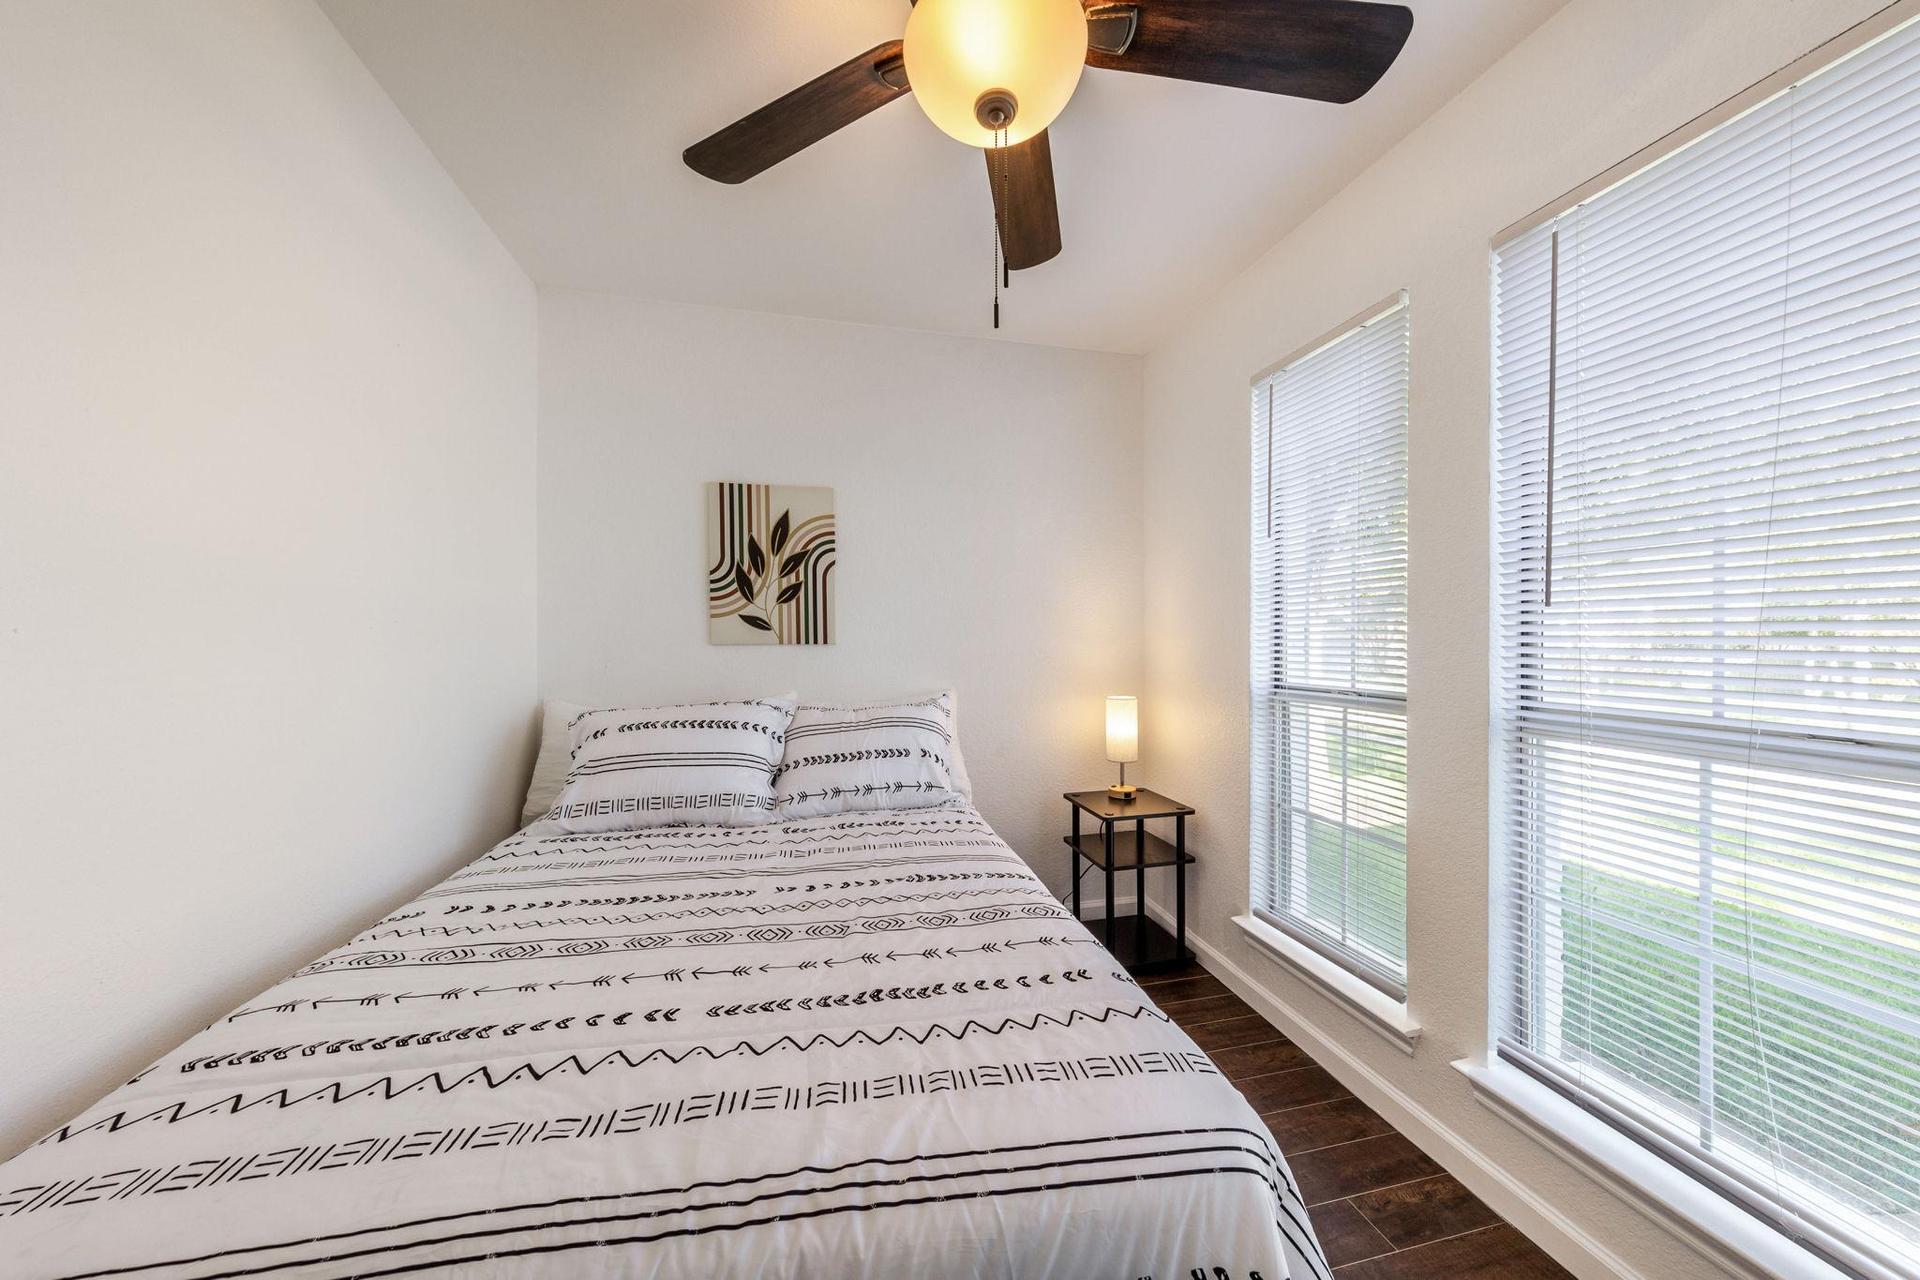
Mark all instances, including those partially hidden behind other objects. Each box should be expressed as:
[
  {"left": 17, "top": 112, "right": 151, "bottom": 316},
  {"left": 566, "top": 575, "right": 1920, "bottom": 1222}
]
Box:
[
  {"left": 1492, "top": 15, "right": 1920, "bottom": 1279},
  {"left": 1251, "top": 294, "right": 1410, "bottom": 998}
]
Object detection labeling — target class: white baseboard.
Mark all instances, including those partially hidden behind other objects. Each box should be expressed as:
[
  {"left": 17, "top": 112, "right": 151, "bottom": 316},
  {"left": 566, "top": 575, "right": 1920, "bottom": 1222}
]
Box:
[
  {"left": 1068, "top": 892, "right": 1139, "bottom": 920},
  {"left": 1137, "top": 898, "right": 1652, "bottom": 1280}
]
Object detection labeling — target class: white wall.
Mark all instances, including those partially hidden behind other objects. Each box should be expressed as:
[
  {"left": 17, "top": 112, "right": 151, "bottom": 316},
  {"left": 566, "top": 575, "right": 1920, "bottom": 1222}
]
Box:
[
  {"left": 1135, "top": 1, "right": 1886, "bottom": 1277},
  {"left": 537, "top": 288, "right": 1141, "bottom": 879},
  {"left": 0, "top": 1, "right": 538, "bottom": 1159}
]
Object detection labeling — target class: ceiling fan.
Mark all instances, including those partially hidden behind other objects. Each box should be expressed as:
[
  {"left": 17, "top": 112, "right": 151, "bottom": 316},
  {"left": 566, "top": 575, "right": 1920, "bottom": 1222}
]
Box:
[{"left": 685, "top": 0, "right": 1413, "bottom": 283}]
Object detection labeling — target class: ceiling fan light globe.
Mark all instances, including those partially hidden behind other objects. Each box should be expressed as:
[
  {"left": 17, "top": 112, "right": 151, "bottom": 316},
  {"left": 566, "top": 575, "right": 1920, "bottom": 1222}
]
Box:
[{"left": 903, "top": 0, "right": 1087, "bottom": 147}]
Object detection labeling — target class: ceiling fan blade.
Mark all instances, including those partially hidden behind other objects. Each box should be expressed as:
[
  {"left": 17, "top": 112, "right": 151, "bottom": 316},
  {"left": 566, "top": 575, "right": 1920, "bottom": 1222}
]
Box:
[
  {"left": 684, "top": 41, "right": 910, "bottom": 183},
  {"left": 1085, "top": 0, "right": 1413, "bottom": 104},
  {"left": 986, "top": 130, "right": 1062, "bottom": 271}
]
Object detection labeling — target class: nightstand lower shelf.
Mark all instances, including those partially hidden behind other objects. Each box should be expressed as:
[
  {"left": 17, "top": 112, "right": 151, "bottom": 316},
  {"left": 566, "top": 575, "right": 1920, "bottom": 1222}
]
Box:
[{"left": 1080, "top": 914, "right": 1193, "bottom": 974}]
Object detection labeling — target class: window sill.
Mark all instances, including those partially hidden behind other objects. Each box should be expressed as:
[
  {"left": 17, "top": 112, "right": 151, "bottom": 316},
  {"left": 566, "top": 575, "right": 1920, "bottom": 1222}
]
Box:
[
  {"left": 1454, "top": 1058, "right": 1865, "bottom": 1280},
  {"left": 1231, "top": 915, "right": 1421, "bottom": 1054}
]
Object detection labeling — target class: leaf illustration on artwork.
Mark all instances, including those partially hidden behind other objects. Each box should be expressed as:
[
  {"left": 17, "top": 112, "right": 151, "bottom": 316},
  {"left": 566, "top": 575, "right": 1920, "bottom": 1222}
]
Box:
[
  {"left": 732, "top": 564, "right": 754, "bottom": 602},
  {"left": 780, "top": 552, "right": 806, "bottom": 577},
  {"left": 739, "top": 614, "right": 774, "bottom": 632},
  {"left": 776, "top": 581, "right": 805, "bottom": 604},
  {"left": 770, "top": 510, "right": 791, "bottom": 556},
  {"left": 747, "top": 535, "right": 766, "bottom": 576}
]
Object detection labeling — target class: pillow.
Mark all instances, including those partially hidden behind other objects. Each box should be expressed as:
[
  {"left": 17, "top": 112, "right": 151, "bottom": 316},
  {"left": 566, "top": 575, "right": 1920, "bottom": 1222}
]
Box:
[
  {"left": 544, "top": 696, "right": 796, "bottom": 833},
  {"left": 774, "top": 692, "right": 965, "bottom": 820},
  {"left": 520, "top": 698, "right": 589, "bottom": 828},
  {"left": 942, "top": 688, "right": 976, "bottom": 801}
]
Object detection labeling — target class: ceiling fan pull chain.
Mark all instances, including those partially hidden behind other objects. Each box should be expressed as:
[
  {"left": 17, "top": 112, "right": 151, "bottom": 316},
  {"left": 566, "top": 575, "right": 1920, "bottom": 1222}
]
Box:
[
  {"left": 991, "top": 212, "right": 1000, "bottom": 331},
  {"left": 991, "top": 126, "right": 1008, "bottom": 329}
]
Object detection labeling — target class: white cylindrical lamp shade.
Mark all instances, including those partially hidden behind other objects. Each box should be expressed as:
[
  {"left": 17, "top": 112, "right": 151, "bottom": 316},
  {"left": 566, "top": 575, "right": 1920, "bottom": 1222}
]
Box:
[{"left": 1105, "top": 695, "right": 1139, "bottom": 764}]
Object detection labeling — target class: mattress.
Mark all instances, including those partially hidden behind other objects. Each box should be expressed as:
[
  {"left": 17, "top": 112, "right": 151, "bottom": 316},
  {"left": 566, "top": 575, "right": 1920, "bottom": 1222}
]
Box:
[{"left": 0, "top": 805, "right": 1330, "bottom": 1279}]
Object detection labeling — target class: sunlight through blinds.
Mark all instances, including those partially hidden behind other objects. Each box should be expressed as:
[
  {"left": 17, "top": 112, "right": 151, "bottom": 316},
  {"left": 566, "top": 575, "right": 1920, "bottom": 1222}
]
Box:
[
  {"left": 1492, "top": 15, "right": 1920, "bottom": 1279},
  {"left": 1252, "top": 296, "right": 1410, "bottom": 999}
]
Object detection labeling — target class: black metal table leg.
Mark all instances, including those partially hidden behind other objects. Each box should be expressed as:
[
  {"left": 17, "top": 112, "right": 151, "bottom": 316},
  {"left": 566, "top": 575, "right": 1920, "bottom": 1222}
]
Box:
[
  {"left": 1070, "top": 804, "right": 1081, "bottom": 922},
  {"left": 1103, "top": 821, "right": 1115, "bottom": 948},
  {"left": 1135, "top": 815, "right": 1147, "bottom": 962},
  {"left": 1175, "top": 812, "right": 1187, "bottom": 961}
]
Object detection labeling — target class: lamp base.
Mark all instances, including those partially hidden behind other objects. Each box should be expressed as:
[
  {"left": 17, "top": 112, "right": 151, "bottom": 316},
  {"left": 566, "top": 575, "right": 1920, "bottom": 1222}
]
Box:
[{"left": 1106, "top": 784, "right": 1139, "bottom": 801}]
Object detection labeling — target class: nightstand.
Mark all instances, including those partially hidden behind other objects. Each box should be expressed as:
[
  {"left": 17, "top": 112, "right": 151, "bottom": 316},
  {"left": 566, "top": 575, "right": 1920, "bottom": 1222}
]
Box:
[{"left": 1063, "top": 788, "right": 1194, "bottom": 974}]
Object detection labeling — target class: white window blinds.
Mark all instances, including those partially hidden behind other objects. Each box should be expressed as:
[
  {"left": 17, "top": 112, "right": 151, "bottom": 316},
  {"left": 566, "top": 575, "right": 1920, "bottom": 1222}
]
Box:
[
  {"left": 1252, "top": 296, "right": 1410, "bottom": 998},
  {"left": 1491, "top": 16, "right": 1920, "bottom": 1280}
]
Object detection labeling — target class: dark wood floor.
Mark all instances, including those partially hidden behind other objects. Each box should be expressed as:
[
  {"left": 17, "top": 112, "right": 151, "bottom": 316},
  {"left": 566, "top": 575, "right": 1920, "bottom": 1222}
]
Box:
[{"left": 1135, "top": 961, "right": 1574, "bottom": 1278}]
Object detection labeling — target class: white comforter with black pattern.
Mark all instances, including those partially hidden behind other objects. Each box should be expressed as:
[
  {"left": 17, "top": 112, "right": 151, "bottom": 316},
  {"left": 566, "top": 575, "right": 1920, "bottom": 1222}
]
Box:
[{"left": 0, "top": 806, "right": 1328, "bottom": 1280}]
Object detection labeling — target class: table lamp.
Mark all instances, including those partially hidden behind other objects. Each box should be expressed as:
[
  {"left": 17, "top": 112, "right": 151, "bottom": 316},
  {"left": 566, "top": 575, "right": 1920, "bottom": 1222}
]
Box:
[{"left": 1105, "top": 695, "right": 1139, "bottom": 800}]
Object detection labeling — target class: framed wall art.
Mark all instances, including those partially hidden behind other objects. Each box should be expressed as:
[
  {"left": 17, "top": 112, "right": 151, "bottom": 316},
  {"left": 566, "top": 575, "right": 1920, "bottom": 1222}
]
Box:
[{"left": 706, "top": 482, "right": 836, "bottom": 645}]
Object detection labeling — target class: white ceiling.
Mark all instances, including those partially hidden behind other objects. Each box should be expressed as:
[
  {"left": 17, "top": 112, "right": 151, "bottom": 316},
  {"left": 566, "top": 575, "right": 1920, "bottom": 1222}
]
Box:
[{"left": 321, "top": 0, "right": 1565, "bottom": 354}]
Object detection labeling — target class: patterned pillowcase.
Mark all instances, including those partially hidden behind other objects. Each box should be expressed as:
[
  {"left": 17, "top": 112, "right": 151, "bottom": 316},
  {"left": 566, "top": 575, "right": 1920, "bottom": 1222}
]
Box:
[
  {"left": 774, "top": 693, "right": 963, "bottom": 820},
  {"left": 545, "top": 697, "right": 796, "bottom": 832}
]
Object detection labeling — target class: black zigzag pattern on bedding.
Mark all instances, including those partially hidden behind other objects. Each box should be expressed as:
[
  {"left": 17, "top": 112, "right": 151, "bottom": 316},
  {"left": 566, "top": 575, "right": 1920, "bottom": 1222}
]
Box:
[
  {"left": 298, "top": 902, "right": 1070, "bottom": 975},
  {"left": 187, "top": 969, "right": 1122, "bottom": 1073},
  {"left": 46, "top": 1130, "right": 1323, "bottom": 1280},
  {"left": 31, "top": 1005, "right": 1180, "bottom": 1147},
  {"left": 179, "top": 1008, "right": 687, "bottom": 1073}
]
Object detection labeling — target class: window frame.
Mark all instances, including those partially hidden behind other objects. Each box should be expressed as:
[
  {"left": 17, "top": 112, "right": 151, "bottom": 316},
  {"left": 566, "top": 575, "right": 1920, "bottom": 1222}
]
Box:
[
  {"left": 1485, "top": 8, "right": 1920, "bottom": 1278},
  {"left": 1250, "top": 290, "right": 1412, "bottom": 1002}
]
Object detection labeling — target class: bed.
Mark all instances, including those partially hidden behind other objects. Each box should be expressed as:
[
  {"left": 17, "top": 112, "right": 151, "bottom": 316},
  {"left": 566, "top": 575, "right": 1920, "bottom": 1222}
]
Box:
[{"left": 0, "top": 804, "right": 1329, "bottom": 1279}]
